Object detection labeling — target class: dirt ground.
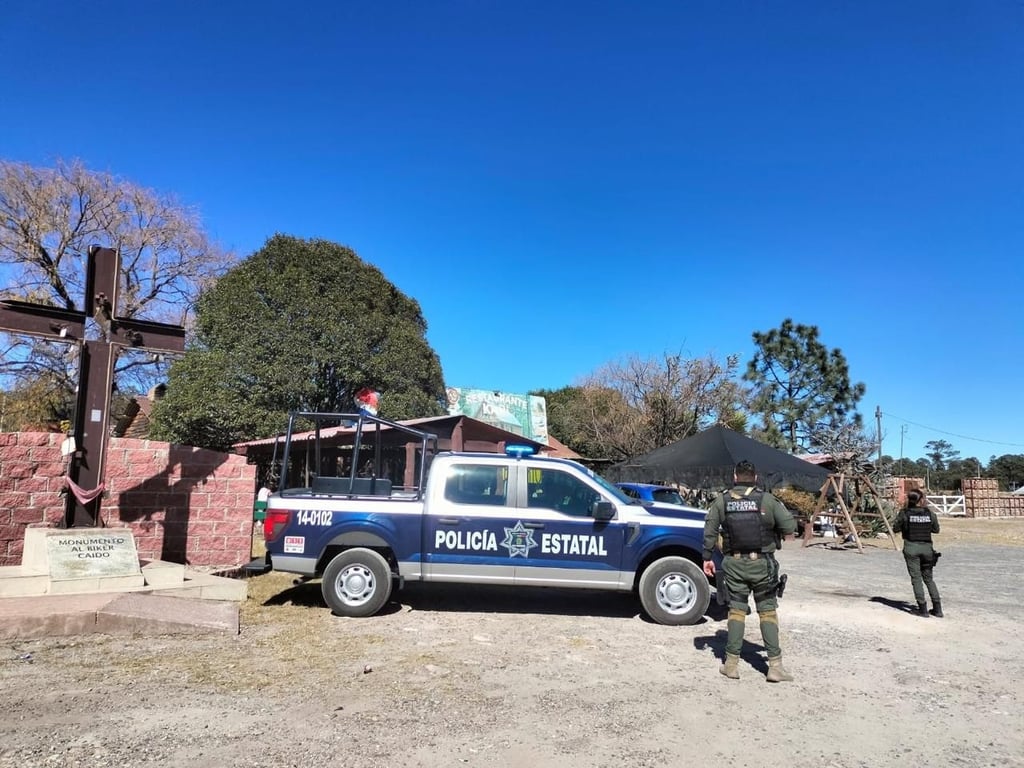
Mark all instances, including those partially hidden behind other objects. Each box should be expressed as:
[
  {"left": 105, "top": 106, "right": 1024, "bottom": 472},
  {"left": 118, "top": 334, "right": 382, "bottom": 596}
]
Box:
[{"left": 2, "top": 517, "right": 1023, "bottom": 768}]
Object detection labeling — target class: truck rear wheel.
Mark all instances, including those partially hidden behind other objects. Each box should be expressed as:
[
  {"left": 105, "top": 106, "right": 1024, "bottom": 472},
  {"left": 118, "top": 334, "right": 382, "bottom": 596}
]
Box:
[
  {"left": 321, "top": 548, "right": 393, "bottom": 617},
  {"left": 638, "top": 556, "right": 710, "bottom": 626}
]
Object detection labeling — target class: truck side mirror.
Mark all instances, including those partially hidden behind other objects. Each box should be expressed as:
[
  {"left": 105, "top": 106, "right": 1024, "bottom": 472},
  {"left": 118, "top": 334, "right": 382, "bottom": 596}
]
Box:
[{"left": 592, "top": 501, "right": 616, "bottom": 521}]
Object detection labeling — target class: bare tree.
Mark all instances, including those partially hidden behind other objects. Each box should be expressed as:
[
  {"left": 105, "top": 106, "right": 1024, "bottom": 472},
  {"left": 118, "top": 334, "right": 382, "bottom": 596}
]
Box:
[
  {"left": 0, "top": 158, "right": 234, "bottom": 420},
  {"left": 571, "top": 385, "right": 649, "bottom": 461},
  {"left": 808, "top": 422, "right": 878, "bottom": 475},
  {"left": 574, "top": 351, "right": 748, "bottom": 461},
  {"left": 810, "top": 422, "right": 900, "bottom": 527},
  {"left": 810, "top": 421, "right": 897, "bottom": 500}
]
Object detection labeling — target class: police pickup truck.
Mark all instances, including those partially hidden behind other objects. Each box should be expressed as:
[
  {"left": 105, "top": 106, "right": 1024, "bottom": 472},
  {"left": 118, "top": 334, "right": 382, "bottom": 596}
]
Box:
[{"left": 260, "top": 411, "right": 714, "bottom": 626}]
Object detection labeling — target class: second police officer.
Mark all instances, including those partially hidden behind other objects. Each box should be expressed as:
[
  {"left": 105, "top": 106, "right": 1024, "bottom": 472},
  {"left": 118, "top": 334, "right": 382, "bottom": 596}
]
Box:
[
  {"left": 891, "top": 488, "right": 943, "bottom": 617},
  {"left": 702, "top": 460, "right": 797, "bottom": 682}
]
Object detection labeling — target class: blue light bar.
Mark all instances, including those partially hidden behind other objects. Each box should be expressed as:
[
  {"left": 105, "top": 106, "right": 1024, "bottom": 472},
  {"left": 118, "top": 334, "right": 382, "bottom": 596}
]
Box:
[{"left": 505, "top": 444, "right": 537, "bottom": 458}]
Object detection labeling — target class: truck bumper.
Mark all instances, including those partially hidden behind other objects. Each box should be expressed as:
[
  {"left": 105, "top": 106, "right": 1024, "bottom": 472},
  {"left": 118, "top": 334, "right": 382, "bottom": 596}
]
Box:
[{"left": 242, "top": 555, "right": 271, "bottom": 576}]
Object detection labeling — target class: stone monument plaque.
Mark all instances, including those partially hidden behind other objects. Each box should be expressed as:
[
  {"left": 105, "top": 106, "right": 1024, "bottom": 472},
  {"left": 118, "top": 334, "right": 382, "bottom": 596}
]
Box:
[{"left": 43, "top": 529, "right": 142, "bottom": 581}]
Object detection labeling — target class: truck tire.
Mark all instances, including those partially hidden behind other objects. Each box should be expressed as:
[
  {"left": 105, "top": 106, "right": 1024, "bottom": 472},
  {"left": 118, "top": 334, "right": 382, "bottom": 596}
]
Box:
[
  {"left": 638, "top": 556, "right": 710, "bottom": 626},
  {"left": 321, "top": 548, "right": 393, "bottom": 618}
]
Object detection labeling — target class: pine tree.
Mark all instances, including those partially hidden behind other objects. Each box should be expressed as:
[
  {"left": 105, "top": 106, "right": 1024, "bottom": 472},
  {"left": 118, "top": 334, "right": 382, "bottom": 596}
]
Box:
[{"left": 744, "top": 319, "right": 865, "bottom": 452}]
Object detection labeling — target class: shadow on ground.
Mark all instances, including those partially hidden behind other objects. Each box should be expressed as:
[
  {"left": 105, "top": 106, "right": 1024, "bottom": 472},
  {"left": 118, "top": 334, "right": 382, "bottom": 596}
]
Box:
[
  {"left": 869, "top": 595, "right": 919, "bottom": 614},
  {"left": 693, "top": 629, "right": 768, "bottom": 675},
  {"left": 259, "top": 578, "right": 721, "bottom": 624}
]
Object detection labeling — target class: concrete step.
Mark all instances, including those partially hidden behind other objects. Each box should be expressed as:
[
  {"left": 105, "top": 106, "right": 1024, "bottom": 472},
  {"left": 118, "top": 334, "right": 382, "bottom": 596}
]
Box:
[
  {"left": 0, "top": 560, "right": 246, "bottom": 600},
  {"left": 0, "top": 592, "right": 240, "bottom": 640}
]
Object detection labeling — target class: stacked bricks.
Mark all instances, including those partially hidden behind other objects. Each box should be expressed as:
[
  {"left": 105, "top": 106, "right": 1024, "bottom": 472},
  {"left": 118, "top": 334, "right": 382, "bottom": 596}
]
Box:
[
  {"left": 962, "top": 477, "right": 1024, "bottom": 518},
  {"left": 1001, "top": 492, "right": 1024, "bottom": 517},
  {"left": 0, "top": 432, "right": 257, "bottom": 568},
  {"left": 963, "top": 477, "right": 999, "bottom": 518},
  {"left": 892, "top": 477, "right": 927, "bottom": 506},
  {"left": 871, "top": 476, "right": 1022, "bottom": 517}
]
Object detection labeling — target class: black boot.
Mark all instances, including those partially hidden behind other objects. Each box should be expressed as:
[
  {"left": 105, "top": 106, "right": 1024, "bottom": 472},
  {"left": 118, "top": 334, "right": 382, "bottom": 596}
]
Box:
[
  {"left": 930, "top": 601, "right": 943, "bottom": 618},
  {"left": 916, "top": 602, "right": 929, "bottom": 617}
]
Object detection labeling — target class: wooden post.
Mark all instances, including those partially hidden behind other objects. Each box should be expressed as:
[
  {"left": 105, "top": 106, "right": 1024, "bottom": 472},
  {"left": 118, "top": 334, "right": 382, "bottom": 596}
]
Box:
[{"left": 804, "top": 472, "right": 898, "bottom": 552}]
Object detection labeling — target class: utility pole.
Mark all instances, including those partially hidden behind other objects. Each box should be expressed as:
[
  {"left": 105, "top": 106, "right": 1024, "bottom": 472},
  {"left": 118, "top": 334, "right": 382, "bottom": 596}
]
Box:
[
  {"left": 875, "top": 406, "right": 883, "bottom": 466},
  {"left": 899, "top": 425, "right": 907, "bottom": 476}
]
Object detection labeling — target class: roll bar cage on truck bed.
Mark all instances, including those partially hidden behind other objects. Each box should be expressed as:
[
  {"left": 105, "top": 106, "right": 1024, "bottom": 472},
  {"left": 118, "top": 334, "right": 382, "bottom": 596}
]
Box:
[{"left": 276, "top": 410, "right": 439, "bottom": 499}]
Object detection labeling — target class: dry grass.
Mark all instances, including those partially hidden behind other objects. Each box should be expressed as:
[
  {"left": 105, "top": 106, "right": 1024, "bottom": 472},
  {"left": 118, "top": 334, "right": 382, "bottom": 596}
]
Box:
[
  {"left": 939, "top": 516, "right": 1024, "bottom": 546},
  {"left": 43, "top": 568, "right": 391, "bottom": 695}
]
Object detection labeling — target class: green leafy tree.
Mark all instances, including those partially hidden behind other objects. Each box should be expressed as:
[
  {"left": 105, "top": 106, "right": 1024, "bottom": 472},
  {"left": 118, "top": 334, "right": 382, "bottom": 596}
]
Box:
[
  {"left": 987, "top": 454, "right": 1024, "bottom": 491},
  {"left": 895, "top": 457, "right": 932, "bottom": 482},
  {"left": 150, "top": 235, "right": 446, "bottom": 450},
  {"left": 0, "top": 376, "right": 70, "bottom": 431},
  {"left": 932, "top": 457, "right": 974, "bottom": 492},
  {"left": 530, "top": 386, "right": 601, "bottom": 457},
  {"left": 923, "top": 439, "right": 960, "bottom": 471},
  {"left": 744, "top": 319, "right": 866, "bottom": 452}
]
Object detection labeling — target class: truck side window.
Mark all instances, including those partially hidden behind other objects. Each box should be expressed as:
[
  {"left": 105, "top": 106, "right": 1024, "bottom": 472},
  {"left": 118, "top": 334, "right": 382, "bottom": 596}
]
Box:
[
  {"left": 527, "top": 467, "right": 600, "bottom": 517},
  {"left": 444, "top": 464, "right": 508, "bottom": 506}
]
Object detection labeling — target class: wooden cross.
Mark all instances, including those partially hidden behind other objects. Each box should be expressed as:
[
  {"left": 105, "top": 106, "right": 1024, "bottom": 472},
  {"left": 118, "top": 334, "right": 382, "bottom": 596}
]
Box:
[{"left": 0, "top": 246, "right": 185, "bottom": 527}]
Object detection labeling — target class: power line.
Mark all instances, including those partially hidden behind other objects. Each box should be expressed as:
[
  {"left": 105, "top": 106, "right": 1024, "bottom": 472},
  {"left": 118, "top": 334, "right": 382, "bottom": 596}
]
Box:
[{"left": 882, "top": 411, "right": 1024, "bottom": 449}]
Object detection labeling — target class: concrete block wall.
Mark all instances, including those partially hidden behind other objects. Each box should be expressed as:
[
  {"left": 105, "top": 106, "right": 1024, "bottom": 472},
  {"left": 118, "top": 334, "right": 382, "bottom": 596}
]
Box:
[{"left": 0, "top": 432, "right": 257, "bottom": 568}]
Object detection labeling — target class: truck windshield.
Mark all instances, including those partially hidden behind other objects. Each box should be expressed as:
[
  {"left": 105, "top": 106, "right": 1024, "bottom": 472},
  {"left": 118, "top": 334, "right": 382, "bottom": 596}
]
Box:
[
  {"left": 585, "top": 468, "right": 634, "bottom": 505},
  {"left": 652, "top": 488, "right": 686, "bottom": 506}
]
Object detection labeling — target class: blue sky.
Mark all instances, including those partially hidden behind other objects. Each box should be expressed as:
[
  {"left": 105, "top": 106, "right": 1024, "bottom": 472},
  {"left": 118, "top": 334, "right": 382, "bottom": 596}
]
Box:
[{"left": 2, "top": 1, "right": 1022, "bottom": 462}]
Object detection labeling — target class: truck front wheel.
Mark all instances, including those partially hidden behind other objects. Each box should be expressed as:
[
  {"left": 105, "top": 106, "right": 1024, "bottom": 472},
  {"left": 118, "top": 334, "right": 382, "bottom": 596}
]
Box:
[
  {"left": 638, "top": 556, "right": 710, "bottom": 626},
  {"left": 321, "top": 548, "right": 393, "bottom": 617}
]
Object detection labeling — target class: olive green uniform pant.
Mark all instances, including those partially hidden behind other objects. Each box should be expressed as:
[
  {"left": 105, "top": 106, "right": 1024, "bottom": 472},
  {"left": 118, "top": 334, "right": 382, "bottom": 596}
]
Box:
[
  {"left": 724, "top": 553, "right": 781, "bottom": 657},
  {"left": 903, "top": 541, "right": 940, "bottom": 605}
]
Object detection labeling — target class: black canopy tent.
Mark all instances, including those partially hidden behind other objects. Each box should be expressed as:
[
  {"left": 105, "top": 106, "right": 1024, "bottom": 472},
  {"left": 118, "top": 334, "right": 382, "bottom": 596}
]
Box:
[{"left": 608, "top": 424, "right": 830, "bottom": 492}]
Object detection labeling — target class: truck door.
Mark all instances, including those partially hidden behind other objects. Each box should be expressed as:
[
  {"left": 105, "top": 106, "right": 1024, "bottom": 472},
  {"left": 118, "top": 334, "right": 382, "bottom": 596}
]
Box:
[
  {"left": 424, "top": 462, "right": 516, "bottom": 584},
  {"left": 512, "top": 465, "right": 628, "bottom": 588}
]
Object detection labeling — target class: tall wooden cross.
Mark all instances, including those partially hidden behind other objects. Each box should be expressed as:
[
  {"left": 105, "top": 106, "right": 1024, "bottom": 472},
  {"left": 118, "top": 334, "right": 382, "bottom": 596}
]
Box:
[{"left": 0, "top": 246, "right": 185, "bottom": 527}]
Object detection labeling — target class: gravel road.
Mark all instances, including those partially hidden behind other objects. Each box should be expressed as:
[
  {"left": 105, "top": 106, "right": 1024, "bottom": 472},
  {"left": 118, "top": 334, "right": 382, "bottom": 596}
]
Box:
[{"left": 2, "top": 523, "right": 1022, "bottom": 768}]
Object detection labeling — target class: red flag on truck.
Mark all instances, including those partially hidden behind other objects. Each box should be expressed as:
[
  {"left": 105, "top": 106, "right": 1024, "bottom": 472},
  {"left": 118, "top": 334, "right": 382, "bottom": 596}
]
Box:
[{"left": 355, "top": 388, "right": 380, "bottom": 416}]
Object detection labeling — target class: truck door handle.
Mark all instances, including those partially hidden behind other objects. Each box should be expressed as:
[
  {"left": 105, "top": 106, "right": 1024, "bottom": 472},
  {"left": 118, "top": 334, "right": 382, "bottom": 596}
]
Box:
[
  {"left": 524, "top": 522, "right": 545, "bottom": 529},
  {"left": 438, "top": 518, "right": 460, "bottom": 525}
]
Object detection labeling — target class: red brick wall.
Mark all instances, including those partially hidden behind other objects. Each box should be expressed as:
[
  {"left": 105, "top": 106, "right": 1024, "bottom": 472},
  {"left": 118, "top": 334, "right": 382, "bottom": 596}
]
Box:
[{"left": 0, "top": 432, "right": 257, "bottom": 568}]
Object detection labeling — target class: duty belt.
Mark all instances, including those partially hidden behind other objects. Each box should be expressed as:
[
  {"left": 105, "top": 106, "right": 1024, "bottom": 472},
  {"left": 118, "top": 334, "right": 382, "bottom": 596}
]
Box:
[{"left": 731, "top": 551, "right": 760, "bottom": 560}]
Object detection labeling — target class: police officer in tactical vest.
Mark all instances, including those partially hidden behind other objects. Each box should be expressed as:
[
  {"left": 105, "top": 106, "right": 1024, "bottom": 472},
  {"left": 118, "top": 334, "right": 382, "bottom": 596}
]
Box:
[
  {"left": 702, "top": 460, "right": 797, "bottom": 682},
  {"left": 892, "top": 488, "right": 942, "bottom": 617}
]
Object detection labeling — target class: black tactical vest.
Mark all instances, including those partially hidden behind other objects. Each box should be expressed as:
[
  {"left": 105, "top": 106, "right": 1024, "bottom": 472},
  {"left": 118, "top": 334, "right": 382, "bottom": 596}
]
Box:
[
  {"left": 904, "top": 507, "right": 933, "bottom": 543},
  {"left": 723, "top": 487, "right": 771, "bottom": 552}
]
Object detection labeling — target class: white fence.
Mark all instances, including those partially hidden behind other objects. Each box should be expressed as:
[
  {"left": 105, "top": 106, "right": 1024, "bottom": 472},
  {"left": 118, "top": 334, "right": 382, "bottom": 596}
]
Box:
[{"left": 926, "top": 494, "right": 967, "bottom": 516}]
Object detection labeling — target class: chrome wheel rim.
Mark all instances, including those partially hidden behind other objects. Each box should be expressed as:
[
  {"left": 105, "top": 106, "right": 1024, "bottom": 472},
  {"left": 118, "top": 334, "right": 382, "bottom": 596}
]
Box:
[
  {"left": 334, "top": 564, "right": 376, "bottom": 607},
  {"left": 656, "top": 572, "right": 697, "bottom": 614}
]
